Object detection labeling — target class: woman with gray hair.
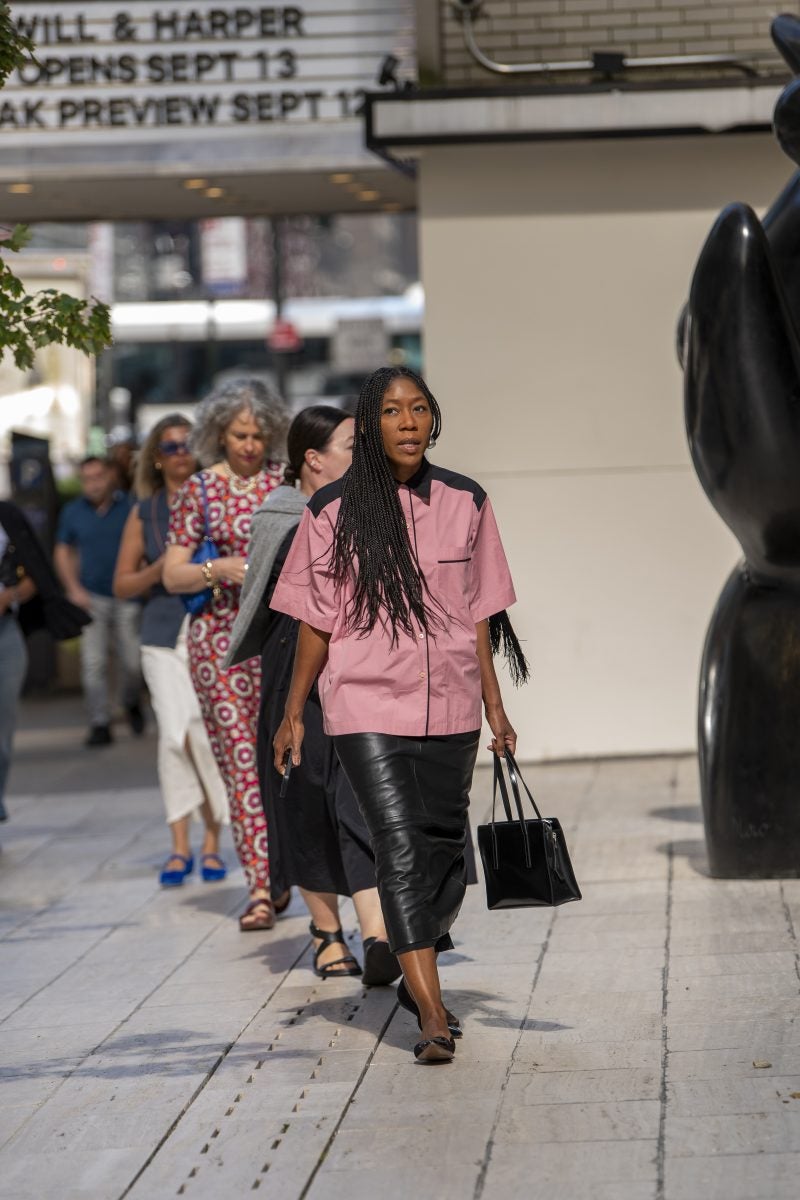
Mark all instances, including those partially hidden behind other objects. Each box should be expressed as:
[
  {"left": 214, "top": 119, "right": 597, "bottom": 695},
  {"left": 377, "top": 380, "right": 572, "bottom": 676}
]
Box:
[{"left": 163, "top": 380, "right": 288, "bottom": 931}]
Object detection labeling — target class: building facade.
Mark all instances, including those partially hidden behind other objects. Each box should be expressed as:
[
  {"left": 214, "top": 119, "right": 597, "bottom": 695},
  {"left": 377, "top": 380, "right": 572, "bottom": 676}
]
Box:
[
  {"left": 1, "top": 2, "right": 419, "bottom": 460},
  {"left": 437, "top": 0, "right": 783, "bottom": 82}
]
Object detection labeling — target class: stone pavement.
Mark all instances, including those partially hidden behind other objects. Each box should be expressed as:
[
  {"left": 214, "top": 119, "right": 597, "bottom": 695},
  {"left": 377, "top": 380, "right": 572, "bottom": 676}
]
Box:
[{"left": 1, "top": 696, "right": 800, "bottom": 1200}]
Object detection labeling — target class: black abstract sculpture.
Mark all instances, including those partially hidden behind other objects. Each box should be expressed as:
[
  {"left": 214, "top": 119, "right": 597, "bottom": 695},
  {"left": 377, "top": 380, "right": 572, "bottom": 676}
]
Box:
[{"left": 682, "top": 14, "right": 800, "bottom": 876}]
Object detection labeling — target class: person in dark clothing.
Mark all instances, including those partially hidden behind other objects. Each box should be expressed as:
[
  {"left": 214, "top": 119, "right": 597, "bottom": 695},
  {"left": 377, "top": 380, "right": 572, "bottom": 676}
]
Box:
[
  {"left": 0, "top": 500, "right": 90, "bottom": 820},
  {"left": 226, "top": 406, "right": 400, "bottom": 986}
]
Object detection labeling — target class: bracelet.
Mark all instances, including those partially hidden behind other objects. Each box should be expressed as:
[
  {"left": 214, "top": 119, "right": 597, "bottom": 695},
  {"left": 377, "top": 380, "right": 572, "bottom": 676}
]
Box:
[{"left": 200, "top": 560, "right": 222, "bottom": 597}]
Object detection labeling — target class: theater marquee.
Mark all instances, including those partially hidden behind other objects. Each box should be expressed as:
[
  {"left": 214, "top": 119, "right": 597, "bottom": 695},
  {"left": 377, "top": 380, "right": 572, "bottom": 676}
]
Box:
[
  {"left": 3, "top": 2, "right": 414, "bottom": 137},
  {"left": 0, "top": 2, "right": 416, "bottom": 217}
]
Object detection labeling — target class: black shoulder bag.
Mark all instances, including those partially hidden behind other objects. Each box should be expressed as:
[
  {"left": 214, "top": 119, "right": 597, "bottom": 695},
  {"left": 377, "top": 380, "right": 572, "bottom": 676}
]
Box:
[
  {"left": 477, "top": 748, "right": 582, "bottom": 909},
  {"left": 0, "top": 505, "right": 91, "bottom": 641}
]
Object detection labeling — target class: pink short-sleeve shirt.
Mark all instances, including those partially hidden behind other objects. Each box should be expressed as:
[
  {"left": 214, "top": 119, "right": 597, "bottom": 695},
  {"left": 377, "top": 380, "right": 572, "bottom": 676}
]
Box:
[{"left": 269, "top": 459, "right": 517, "bottom": 737}]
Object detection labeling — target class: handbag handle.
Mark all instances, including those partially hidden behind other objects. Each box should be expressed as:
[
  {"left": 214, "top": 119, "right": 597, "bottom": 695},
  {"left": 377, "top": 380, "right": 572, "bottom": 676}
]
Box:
[
  {"left": 504, "top": 749, "right": 544, "bottom": 822},
  {"left": 492, "top": 753, "right": 514, "bottom": 824},
  {"left": 506, "top": 748, "right": 567, "bottom": 883},
  {"left": 198, "top": 473, "right": 213, "bottom": 542},
  {"left": 491, "top": 752, "right": 536, "bottom": 870}
]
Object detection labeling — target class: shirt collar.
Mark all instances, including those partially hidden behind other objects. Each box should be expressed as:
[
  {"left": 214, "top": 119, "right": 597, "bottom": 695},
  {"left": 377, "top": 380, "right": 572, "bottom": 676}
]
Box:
[
  {"left": 397, "top": 456, "right": 432, "bottom": 500},
  {"left": 83, "top": 490, "right": 126, "bottom": 513}
]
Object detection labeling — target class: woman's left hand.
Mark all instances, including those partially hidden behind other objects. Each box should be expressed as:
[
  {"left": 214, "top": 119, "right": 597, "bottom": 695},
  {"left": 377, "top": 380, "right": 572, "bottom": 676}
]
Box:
[
  {"left": 485, "top": 702, "right": 516, "bottom": 757},
  {"left": 273, "top": 712, "right": 305, "bottom": 772}
]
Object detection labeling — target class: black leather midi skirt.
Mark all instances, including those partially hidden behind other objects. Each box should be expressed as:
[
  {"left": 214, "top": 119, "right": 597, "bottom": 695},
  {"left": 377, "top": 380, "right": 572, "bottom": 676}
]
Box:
[{"left": 334, "top": 731, "right": 481, "bottom": 956}]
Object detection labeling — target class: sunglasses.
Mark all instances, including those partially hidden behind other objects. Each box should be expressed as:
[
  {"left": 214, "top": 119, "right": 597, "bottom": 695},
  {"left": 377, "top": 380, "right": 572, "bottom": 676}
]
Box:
[{"left": 158, "top": 440, "right": 191, "bottom": 457}]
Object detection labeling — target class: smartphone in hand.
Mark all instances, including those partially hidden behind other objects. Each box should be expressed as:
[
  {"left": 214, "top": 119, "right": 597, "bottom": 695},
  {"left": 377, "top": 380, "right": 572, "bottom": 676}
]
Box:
[{"left": 279, "top": 747, "right": 293, "bottom": 798}]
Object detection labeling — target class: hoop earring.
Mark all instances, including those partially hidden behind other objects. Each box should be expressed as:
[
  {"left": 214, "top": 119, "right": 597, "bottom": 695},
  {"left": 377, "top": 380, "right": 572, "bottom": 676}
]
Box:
[
  {"left": 427, "top": 437, "right": 437, "bottom": 450},
  {"left": 154, "top": 461, "right": 162, "bottom": 469}
]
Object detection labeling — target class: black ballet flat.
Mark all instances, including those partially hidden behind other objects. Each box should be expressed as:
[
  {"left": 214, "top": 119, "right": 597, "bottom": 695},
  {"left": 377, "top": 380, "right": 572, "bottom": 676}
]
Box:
[
  {"left": 309, "top": 922, "right": 362, "bottom": 979},
  {"left": 414, "top": 1035, "right": 456, "bottom": 1064},
  {"left": 397, "top": 977, "right": 462, "bottom": 1039},
  {"left": 361, "top": 937, "right": 402, "bottom": 987}
]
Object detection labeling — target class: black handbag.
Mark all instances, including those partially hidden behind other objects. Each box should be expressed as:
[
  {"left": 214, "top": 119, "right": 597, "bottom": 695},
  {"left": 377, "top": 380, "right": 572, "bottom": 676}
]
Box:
[
  {"left": 477, "top": 749, "right": 582, "bottom": 910},
  {"left": 0, "top": 542, "right": 22, "bottom": 589},
  {"left": 38, "top": 595, "right": 92, "bottom": 641},
  {"left": 0, "top": 534, "right": 91, "bottom": 640}
]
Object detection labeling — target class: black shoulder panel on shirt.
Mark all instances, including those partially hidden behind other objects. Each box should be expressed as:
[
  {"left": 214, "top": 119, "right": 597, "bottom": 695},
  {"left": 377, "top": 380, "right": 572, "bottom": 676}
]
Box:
[
  {"left": 429, "top": 464, "right": 487, "bottom": 510},
  {"left": 307, "top": 475, "right": 345, "bottom": 518}
]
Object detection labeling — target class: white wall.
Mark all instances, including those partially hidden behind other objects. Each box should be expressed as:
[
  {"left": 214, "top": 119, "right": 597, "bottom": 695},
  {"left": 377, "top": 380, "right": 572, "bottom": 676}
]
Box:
[{"left": 418, "top": 135, "right": 790, "bottom": 759}]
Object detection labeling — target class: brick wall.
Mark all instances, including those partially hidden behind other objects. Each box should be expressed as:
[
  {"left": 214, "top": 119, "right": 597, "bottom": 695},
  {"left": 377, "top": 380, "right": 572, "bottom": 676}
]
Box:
[{"left": 440, "top": 0, "right": 786, "bottom": 84}]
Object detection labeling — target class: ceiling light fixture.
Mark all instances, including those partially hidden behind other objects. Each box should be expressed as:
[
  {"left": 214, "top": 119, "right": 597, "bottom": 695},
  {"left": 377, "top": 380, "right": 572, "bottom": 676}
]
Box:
[
  {"left": 205, "top": 187, "right": 225, "bottom": 198},
  {"left": 8, "top": 182, "right": 32, "bottom": 194},
  {"left": 330, "top": 173, "right": 353, "bottom": 184},
  {"left": 358, "top": 190, "right": 380, "bottom": 202},
  {"left": 183, "top": 178, "right": 208, "bottom": 190}
]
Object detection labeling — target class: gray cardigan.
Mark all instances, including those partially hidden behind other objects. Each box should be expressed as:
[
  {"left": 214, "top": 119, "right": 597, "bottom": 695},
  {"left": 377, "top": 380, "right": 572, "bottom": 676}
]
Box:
[{"left": 223, "top": 484, "right": 308, "bottom": 668}]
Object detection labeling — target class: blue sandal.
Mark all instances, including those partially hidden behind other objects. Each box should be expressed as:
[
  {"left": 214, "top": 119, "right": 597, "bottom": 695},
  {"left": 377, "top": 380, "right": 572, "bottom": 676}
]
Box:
[
  {"left": 201, "top": 853, "right": 227, "bottom": 882},
  {"left": 159, "top": 853, "right": 194, "bottom": 887}
]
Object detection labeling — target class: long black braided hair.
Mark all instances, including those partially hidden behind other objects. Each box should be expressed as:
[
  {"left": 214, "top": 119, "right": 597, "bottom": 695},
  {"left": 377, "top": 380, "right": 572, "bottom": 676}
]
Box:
[
  {"left": 330, "top": 365, "right": 529, "bottom": 684},
  {"left": 330, "top": 365, "right": 442, "bottom": 644}
]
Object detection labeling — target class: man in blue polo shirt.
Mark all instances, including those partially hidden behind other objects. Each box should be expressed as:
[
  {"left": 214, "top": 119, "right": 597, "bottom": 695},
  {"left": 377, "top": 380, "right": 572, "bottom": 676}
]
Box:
[{"left": 54, "top": 456, "right": 144, "bottom": 746}]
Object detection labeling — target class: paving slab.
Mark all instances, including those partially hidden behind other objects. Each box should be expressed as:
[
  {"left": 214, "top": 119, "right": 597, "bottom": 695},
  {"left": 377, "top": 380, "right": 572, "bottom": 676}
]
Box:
[
  {"left": 665, "top": 1151, "right": 800, "bottom": 1200},
  {"left": 2, "top": 698, "right": 800, "bottom": 1198},
  {"left": 479, "top": 1138, "right": 658, "bottom": 1199},
  {"left": 666, "top": 1110, "right": 800, "bottom": 1156}
]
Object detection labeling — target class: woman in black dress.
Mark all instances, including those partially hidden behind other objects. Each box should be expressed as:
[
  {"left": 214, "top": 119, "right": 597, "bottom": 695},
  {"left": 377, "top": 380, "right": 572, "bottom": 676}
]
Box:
[{"left": 227, "top": 406, "right": 400, "bottom": 986}]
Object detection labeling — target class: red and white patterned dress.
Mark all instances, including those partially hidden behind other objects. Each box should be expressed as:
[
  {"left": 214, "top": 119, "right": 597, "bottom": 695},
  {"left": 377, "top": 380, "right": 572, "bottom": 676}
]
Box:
[{"left": 168, "top": 465, "right": 283, "bottom": 890}]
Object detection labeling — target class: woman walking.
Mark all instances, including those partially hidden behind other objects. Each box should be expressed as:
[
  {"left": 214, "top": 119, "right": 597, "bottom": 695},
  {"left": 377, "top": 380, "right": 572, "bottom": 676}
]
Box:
[
  {"left": 163, "top": 380, "right": 288, "bottom": 930},
  {"left": 113, "top": 414, "right": 229, "bottom": 887},
  {"left": 0, "top": 502, "right": 90, "bottom": 822},
  {"left": 272, "top": 366, "right": 526, "bottom": 1062},
  {"left": 0, "top": 508, "right": 36, "bottom": 824},
  {"left": 226, "top": 406, "right": 400, "bottom": 986}
]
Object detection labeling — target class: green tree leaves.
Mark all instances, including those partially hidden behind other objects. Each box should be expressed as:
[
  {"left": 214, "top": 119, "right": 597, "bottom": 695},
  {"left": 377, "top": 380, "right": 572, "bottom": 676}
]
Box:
[{"left": 0, "top": 3, "right": 112, "bottom": 374}]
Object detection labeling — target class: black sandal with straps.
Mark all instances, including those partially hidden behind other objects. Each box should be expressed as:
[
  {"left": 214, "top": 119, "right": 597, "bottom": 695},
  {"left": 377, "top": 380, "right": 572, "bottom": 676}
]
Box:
[{"left": 309, "top": 922, "right": 363, "bottom": 979}]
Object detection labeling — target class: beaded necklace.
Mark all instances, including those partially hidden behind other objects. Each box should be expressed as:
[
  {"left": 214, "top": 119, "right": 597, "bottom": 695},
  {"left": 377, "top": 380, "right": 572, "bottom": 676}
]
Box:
[{"left": 220, "top": 460, "right": 262, "bottom": 495}]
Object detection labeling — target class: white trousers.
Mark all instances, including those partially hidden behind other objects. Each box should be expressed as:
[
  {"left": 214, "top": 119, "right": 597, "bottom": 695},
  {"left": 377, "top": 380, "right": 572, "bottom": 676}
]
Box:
[{"left": 141, "top": 624, "right": 229, "bottom": 827}]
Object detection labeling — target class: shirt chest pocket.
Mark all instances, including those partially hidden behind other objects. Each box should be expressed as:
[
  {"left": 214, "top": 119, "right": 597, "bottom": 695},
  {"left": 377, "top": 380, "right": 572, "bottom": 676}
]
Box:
[{"left": 432, "top": 544, "right": 472, "bottom": 616}]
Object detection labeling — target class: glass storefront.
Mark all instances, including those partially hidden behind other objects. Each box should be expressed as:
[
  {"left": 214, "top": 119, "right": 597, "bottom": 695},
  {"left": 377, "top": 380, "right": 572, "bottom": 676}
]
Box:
[{"left": 17, "top": 212, "right": 421, "bottom": 436}]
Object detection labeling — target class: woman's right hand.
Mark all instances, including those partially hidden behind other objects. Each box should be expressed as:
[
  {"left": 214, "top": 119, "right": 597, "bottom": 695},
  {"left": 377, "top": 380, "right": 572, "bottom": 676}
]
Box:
[
  {"left": 215, "top": 555, "right": 248, "bottom": 586},
  {"left": 273, "top": 713, "right": 305, "bottom": 772}
]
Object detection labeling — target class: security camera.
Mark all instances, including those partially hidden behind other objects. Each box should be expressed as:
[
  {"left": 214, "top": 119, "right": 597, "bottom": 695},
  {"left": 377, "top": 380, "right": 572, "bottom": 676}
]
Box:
[{"left": 450, "top": 0, "right": 485, "bottom": 15}]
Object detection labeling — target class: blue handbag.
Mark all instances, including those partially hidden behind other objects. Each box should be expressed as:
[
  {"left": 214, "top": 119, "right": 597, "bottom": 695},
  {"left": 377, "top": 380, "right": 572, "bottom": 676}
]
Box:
[{"left": 182, "top": 474, "right": 220, "bottom": 616}]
